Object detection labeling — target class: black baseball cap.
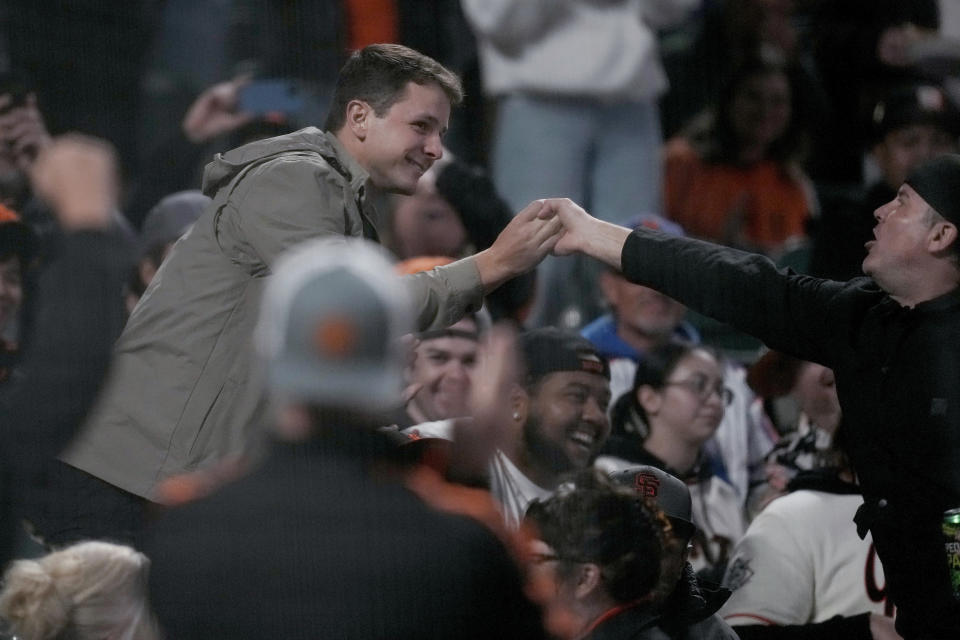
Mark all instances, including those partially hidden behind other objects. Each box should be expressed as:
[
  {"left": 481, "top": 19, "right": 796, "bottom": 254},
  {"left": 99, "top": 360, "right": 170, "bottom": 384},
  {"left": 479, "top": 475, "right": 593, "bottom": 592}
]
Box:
[{"left": 520, "top": 327, "right": 609, "bottom": 385}]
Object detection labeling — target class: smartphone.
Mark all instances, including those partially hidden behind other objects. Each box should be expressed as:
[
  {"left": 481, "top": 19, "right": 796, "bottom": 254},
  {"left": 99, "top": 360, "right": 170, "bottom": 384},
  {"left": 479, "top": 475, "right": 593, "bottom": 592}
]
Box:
[{"left": 237, "top": 79, "right": 304, "bottom": 118}]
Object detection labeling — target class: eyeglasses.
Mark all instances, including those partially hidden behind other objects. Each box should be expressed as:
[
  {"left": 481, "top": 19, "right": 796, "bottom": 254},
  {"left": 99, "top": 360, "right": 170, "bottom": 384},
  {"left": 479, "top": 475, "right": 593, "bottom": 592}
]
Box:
[{"left": 663, "top": 377, "right": 733, "bottom": 405}]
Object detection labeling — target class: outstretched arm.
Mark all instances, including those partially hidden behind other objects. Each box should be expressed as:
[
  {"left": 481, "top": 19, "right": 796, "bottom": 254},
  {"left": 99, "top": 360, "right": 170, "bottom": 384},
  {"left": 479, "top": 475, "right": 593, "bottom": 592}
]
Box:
[{"left": 544, "top": 198, "right": 858, "bottom": 369}]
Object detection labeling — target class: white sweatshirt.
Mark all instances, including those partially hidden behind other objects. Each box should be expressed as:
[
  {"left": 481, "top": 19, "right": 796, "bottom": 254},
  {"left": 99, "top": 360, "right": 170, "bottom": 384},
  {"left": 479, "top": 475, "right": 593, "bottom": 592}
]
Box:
[{"left": 462, "top": 0, "right": 700, "bottom": 100}]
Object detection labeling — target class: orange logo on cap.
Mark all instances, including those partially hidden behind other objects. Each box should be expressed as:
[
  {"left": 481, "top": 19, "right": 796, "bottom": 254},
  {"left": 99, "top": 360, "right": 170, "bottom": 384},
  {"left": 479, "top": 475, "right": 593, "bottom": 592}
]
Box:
[
  {"left": 312, "top": 316, "right": 357, "bottom": 359},
  {"left": 634, "top": 472, "right": 660, "bottom": 498}
]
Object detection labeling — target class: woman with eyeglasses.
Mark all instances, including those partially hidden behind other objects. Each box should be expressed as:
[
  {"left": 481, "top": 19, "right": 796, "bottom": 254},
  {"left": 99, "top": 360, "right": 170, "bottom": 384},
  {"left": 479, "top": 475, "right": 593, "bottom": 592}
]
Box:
[{"left": 595, "top": 342, "right": 747, "bottom": 583}]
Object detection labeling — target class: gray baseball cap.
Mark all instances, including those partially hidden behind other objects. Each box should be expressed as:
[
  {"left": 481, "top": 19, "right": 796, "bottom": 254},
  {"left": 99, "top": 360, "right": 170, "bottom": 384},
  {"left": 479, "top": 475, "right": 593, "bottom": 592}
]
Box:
[
  {"left": 609, "top": 465, "right": 696, "bottom": 542},
  {"left": 255, "top": 237, "right": 414, "bottom": 410},
  {"left": 140, "top": 190, "right": 211, "bottom": 255}
]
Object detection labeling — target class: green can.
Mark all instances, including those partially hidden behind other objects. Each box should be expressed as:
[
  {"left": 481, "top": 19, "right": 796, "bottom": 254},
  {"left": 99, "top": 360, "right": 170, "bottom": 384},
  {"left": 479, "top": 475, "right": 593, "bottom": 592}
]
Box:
[{"left": 944, "top": 508, "right": 960, "bottom": 600}]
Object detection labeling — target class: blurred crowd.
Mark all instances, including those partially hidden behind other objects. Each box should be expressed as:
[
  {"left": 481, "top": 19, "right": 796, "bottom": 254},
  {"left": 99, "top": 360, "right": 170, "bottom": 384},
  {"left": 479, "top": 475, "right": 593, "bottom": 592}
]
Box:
[{"left": 1, "top": 1, "right": 959, "bottom": 639}]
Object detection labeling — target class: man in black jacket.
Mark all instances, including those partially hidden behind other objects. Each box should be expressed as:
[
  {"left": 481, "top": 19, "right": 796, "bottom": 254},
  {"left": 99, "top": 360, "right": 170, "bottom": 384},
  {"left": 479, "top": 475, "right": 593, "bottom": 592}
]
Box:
[{"left": 545, "top": 153, "right": 960, "bottom": 639}]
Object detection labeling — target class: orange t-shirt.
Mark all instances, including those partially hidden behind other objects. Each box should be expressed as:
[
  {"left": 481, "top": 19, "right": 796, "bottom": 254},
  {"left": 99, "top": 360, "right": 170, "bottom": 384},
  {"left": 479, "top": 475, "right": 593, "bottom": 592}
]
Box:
[
  {"left": 345, "top": 0, "right": 397, "bottom": 50},
  {"left": 664, "top": 138, "right": 812, "bottom": 252}
]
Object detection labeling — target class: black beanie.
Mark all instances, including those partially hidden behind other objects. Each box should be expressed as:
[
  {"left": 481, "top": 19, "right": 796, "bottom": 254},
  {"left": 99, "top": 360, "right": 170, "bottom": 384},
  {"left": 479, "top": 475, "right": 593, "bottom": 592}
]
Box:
[{"left": 905, "top": 154, "right": 960, "bottom": 226}]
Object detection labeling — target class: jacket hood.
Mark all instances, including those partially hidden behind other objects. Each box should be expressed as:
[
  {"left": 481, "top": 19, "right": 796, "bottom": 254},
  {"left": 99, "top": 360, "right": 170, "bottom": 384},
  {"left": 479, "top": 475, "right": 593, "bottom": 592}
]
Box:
[{"left": 201, "top": 127, "right": 353, "bottom": 197}]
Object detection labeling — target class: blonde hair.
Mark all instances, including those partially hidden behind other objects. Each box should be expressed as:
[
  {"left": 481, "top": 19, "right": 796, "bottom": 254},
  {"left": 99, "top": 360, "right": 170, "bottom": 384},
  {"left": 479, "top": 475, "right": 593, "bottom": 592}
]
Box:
[{"left": 0, "top": 541, "right": 159, "bottom": 640}]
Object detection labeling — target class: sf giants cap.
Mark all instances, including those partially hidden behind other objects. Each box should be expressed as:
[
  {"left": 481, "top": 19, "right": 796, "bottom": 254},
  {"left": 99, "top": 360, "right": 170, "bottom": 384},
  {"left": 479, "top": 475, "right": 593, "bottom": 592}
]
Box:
[
  {"left": 609, "top": 465, "right": 696, "bottom": 542},
  {"left": 520, "top": 327, "right": 610, "bottom": 385},
  {"left": 255, "top": 237, "right": 414, "bottom": 410}
]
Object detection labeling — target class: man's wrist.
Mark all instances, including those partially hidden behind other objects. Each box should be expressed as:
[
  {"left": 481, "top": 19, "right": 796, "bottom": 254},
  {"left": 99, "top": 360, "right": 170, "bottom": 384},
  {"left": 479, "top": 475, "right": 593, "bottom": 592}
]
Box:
[
  {"left": 581, "top": 218, "right": 629, "bottom": 271},
  {"left": 473, "top": 247, "right": 512, "bottom": 293}
]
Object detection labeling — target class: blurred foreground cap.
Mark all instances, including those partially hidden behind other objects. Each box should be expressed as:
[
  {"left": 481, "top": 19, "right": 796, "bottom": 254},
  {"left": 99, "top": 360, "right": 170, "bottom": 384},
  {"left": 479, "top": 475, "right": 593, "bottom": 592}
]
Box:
[{"left": 255, "top": 237, "right": 414, "bottom": 410}]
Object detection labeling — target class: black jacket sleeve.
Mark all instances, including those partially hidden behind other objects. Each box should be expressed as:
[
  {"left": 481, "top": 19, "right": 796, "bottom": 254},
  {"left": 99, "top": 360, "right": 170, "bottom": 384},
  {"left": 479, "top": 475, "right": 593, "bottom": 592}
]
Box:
[{"left": 619, "top": 229, "right": 882, "bottom": 370}]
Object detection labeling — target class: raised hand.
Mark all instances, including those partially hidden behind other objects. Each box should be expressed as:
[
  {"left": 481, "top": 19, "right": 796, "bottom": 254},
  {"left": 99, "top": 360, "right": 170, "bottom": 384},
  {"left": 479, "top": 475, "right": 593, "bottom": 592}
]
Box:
[
  {"left": 30, "top": 134, "right": 119, "bottom": 230},
  {"left": 474, "top": 199, "right": 564, "bottom": 292},
  {"left": 448, "top": 323, "right": 520, "bottom": 478},
  {"left": 182, "top": 76, "right": 255, "bottom": 144},
  {"left": 0, "top": 93, "right": 52, "bottom": 172}
]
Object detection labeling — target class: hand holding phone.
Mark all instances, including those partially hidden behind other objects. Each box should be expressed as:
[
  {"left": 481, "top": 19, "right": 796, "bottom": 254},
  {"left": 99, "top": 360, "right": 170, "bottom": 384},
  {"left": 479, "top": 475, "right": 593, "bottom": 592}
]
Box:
[
  {"left": 236, "top": 79, "right": 304, "bottom": 119},
  {"left": 182, "top": 76, "right": 255, "bottom": 143}
]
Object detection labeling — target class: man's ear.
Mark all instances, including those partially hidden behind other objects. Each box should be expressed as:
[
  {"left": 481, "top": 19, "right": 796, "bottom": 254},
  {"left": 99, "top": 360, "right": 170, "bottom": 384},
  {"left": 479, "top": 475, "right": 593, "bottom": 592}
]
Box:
[
  {"left": 574, "top": 563, "right": 603, "bottom": 599},
  {"left": 344, "top": 99, "right": 371, "bottom": 141},
  {"left": 637, "top": 385, "right": 662, "bottom": 416},
  {"left": 928, "top": 220, "right": 959, "bottom": 256},
  {"left": 510, "top": 385, "right": 529, "bottom": 425}
]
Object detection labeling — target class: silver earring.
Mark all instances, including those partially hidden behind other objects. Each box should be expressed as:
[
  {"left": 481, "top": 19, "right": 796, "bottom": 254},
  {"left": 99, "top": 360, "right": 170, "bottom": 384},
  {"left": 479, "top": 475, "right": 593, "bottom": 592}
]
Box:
[{"left": 512, "top": 412, "right": 520, "bottom": 420}]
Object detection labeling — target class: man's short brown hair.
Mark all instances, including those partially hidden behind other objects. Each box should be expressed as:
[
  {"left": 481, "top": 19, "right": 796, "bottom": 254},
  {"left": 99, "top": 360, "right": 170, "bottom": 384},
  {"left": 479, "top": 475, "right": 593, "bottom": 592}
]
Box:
[{"left": 324, "top": 44, "right": 463, "bottom": 132}]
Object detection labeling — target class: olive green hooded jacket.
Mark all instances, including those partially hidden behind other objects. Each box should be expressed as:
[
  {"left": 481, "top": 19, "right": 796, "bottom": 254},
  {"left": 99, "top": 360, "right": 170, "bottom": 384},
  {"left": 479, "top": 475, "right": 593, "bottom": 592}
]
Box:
[{"left": 62, "top": 128, "right": 483, "bottom": 499}]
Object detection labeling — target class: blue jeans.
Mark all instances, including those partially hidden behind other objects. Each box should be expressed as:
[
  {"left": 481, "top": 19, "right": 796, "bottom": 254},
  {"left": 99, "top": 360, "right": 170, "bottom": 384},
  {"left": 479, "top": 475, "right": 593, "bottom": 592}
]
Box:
[{"left": 491, "top": 94, "right": 663, "bottom": 327}]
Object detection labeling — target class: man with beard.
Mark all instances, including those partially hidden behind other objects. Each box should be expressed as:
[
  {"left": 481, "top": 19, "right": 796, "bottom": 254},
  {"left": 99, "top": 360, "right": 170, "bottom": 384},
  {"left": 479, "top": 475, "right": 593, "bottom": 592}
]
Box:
[{"left": 490, "top": 327, "right": 611, "bottom": 528}]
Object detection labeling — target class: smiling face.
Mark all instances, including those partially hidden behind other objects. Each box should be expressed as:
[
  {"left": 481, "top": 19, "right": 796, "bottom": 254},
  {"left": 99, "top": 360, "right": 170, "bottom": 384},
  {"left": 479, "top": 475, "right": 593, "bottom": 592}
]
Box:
[
  {"left": 349, "top": 81, "right": 450, "bottom": 195},
  {"left": 862, "top": 184, "right": 941, "bottom": 293},
  {"left": 523, "top": 371, "right": 611, "bottom": 481},
  {"left": 643, "top": 349, "right": 726, "bottom": 448},
  {"left": 406, "top": 318, "right": 478, "bottom": 422}
]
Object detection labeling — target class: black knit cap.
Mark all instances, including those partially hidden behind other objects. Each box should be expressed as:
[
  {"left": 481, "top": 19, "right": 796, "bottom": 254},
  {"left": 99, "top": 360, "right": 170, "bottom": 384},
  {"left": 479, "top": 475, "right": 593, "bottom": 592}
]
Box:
[
  {"left": 905, "top": 153, "right": 960, "bottom": 226},
  {"left": 520, "top": 327, "right": 610, "bottom": 385}
]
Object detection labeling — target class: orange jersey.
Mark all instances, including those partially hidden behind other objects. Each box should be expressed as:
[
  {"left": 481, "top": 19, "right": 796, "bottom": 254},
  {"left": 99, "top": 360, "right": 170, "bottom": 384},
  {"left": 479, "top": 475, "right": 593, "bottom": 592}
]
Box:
[{"left": 664, "top": 139, "right": 812, "bottom": 252}]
